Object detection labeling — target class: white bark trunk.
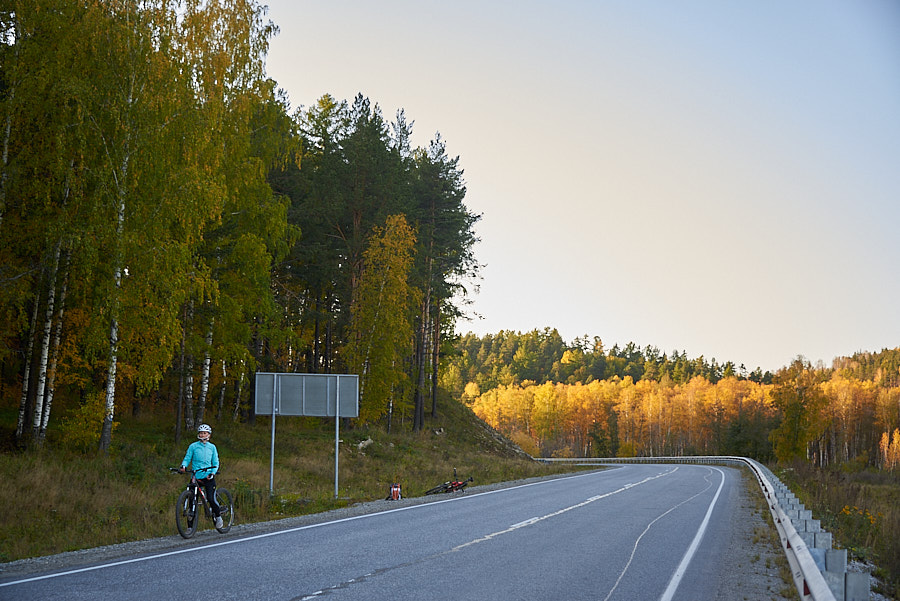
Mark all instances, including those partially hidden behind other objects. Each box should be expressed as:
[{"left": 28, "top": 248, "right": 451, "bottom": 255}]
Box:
[
  {"left": 99, "top": 145, "right": 128, "bottom": 452},
  {"left": 39, "top": 253, "right": 69, "bottom": 443},
  {"left": 233, "top": 363, "right": 244, "bottom": 421},
  {"left": 183, "top": 301, "right": 195, "bottom": 431},
  {"left": 195, "top": 321, "right": 213, "bottom": 425},
  {"left": 217, "top": 359, "right": 227, "bottom": 417},
  {"left": 184, "top": 355, "right": 195, "bottom": 431},
  {"left": 32, "top": 243, "right": 61, "bottom": 439},
  {"left": 15, "top": 297, "right": 39, "bottom": 439}
]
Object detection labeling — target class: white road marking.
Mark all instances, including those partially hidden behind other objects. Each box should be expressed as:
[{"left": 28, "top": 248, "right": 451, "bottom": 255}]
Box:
[
  {"left": 451, "top": 468, "right": 678, "bottom": 552},
  {"left": 658, "top": 467, "right": 726, "bottom": 601},
  {"left": 0, "top": 467, "right": 624, "bottom": 588}
]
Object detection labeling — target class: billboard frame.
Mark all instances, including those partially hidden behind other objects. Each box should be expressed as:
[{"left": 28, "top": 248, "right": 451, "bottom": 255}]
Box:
[{"left": 255, "top": 373, "right": 359, "bottom": 496}]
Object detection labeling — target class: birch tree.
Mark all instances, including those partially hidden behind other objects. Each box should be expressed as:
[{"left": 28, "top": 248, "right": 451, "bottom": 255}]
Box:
[
  {"left": 91, "top": 1, "right": 231, "bottom": 450},
  {"left": 4, "top": 1, "right": 88, "bottom": 443},
  {"left": 345, "top": 215, "right": 418, "bottom": 424}
]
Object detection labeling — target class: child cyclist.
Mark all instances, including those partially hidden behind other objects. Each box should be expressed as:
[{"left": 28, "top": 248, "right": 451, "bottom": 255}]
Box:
[{"left": 180, "top": 424, "right": 222, "bottom": 528}]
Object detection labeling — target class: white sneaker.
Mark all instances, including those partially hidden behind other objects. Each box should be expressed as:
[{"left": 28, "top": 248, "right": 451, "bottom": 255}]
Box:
[{"left": 215, "top": 516, "right": 224, "bottom": 529}]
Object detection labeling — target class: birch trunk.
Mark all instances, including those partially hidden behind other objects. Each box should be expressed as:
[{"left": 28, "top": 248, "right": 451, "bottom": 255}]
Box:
[
  {"left": 232, "top": 363, "right": 244, "bottom": 421},
  {"left": 98, "top": 110, "right": 131, "bottom": 451},
  {"left": 195, "top": 320, "right": 213, "bottom": 425},
  {"left": 181, "top": 301, "right": 195, "bottom": 432},
  {"left": 15, "top": 297, "right": 39, "bottom": 440},
  {"left": 39, "top": 250, "right": 70, "bottom": 444},
  {"left": 32, "top": 242, "right": 61, "bottom": 440},
  {"left": 175, "top": 311, "right": 186, "bottom": 443},
  {"left": 184, "top": 354, "right": 195, "bottom": 431},
  {"left": 99, "top": 181, "right": 126, "bottom": 452},
  {"left": 217, "top": 359, "right": 227, "bottom": 418}
]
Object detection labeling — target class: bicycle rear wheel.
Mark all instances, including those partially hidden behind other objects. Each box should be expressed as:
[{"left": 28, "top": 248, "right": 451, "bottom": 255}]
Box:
[
  {"left": 214, "top": 488, "right": 234, "bottom": 533},
  {"left": 425, "top": 482, "right": 450, "bottom": 495},
  {"left": 175, "top": 489, "right": 197, "bottom": 539}
]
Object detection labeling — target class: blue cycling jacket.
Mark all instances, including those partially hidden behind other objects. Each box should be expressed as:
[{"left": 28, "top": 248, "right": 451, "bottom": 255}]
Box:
[{"left": 181, "top": 440, "right": 219, "bottom": 480}]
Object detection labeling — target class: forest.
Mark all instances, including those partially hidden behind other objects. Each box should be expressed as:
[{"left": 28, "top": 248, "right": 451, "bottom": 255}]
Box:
[
  {"left": 442, "top": 329, "right": 900, "bottom": 470},
  {"left": 0, "top": 0, "right": 479, "bottom": 450},
  {"left": 3, "top": 1, "right": 900, "bottom": 480},
  {"left": 4, "top": 3, "right": 900, "bottom": 590}
]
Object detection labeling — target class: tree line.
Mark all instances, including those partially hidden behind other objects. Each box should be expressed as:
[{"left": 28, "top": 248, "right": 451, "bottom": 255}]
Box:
[
  {"left": 446, "top": 332, "right": 900, "bottom": 469},
  {"left": 440, "top": 328, "right": 773, "bottom": 397},
  {"left": 1, "top": 1, "right": 479, "bottom": 450}
]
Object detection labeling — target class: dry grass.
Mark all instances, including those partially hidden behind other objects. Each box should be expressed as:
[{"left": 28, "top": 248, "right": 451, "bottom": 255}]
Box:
[
  {"left": 0, "top": 397, "right": 573, "bottom": 562},
  {"left": 776, "top": 461, "right": 900, "bottom": 598}
]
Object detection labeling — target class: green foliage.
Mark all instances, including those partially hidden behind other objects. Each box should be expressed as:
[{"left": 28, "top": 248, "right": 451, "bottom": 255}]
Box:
[
  {"left": 770, "top": 358, "right": 828, "bottom": 462},
  {"left": 445, "top": 331, "right": 772, "bottom": 393},
  {"left": 617, "top": 441, "right": 636, "bottom": 458},
  {"left": 3, "top": 0, "right": 482, "bottom": 446},
  {"left": 345, "top": 215, "right": 419, "bottom": 423},
  {"left": 58, "top": 392, "right": 117, "bottom": 452}
]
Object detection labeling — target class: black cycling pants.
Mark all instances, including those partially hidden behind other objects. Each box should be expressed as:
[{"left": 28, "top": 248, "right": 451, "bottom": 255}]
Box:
[{"left": 197, "top": 476, "right": 221, "bottom": 517}]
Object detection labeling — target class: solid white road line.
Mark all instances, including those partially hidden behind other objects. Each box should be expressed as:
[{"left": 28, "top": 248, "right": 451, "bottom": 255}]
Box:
[
  {"left": 0, "top": 466, "right": 629, "bottom": 588},
  {"left": 658, "top": 466, "right": 726, "bottom": 601}
]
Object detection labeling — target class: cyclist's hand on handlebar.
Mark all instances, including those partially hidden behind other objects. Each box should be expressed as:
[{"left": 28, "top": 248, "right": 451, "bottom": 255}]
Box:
[{"left": 179, "top": 466, "right": 186, "bottom": 473}]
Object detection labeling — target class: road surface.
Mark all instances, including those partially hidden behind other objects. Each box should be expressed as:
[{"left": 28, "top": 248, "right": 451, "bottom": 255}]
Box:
[{"left": 0, "top": 464, "right": 749, "bottom": 601}]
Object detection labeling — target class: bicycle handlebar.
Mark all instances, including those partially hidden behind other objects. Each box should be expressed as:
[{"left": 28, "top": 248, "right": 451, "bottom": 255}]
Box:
[{"left": 169, "top": 466, "right": 219, "bottom": 475}]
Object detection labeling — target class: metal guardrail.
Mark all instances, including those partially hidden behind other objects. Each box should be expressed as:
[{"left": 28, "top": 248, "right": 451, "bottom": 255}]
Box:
[{"left": 537, "top": 456, "right": 867, "bottom": 601}]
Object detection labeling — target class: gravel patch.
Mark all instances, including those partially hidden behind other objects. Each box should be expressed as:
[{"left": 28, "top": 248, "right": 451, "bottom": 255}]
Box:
[{"left": 713, "top": 470, "right": 797, "bottom": 600}]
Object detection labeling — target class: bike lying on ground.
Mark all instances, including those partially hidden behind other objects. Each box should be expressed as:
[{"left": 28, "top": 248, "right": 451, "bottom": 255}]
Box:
[
  {"left": 169, "top": 467, "right": 234, "bottom": 539},
  {"left": 424, "top": 468, "right": 474, "bottom": 495}
]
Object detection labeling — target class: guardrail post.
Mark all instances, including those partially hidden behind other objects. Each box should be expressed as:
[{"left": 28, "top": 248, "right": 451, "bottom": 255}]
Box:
[
  {"left": 845, "top": 572, "right": 868, "bottom": 601},
  {"left": 537, "top": 456, "right": 866, "bottom": 601}
]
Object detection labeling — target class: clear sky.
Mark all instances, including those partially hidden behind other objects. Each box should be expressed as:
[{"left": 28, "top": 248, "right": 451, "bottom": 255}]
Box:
[{"left": 262, "top": 1, "right": 900, "bottom": 374}]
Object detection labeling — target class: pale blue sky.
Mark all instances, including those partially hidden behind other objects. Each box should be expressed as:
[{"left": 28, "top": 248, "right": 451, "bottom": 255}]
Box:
[{"left": 263, "top": 1, "right": 900, "bottom": 373}]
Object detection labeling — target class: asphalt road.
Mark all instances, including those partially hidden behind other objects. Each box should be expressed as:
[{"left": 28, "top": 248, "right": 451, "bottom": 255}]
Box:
[{"left": 0, "top": 464, "right": 744, "bottom": 601}]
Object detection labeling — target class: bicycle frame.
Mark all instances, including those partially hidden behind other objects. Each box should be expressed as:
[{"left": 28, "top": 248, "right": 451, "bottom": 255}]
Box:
[
  {"left": 185, "top": 470, "right": 216, "bottom": 517},
  {"left": 187, "top": 480, "right": 210, "bottom": 515},
  {"left": 425, "top": 468, "right": 474, "bottom": 495},
  {"left": 171, "top": 467, "right": 233, "bottom": 539}
]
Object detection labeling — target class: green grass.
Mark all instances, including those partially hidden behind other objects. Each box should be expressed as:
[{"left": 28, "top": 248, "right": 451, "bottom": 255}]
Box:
[{"left": 0, "top": 396, "right": 574, "bottom": 562}]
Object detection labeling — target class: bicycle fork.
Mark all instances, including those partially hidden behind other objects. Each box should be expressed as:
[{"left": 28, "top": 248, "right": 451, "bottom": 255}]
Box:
[{"left": 185, "top": 485, "right": 204, "bottom": 522}]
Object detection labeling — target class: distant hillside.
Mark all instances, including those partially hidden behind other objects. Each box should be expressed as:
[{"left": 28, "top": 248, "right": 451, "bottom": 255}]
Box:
[{"left": 441, "top": 329, "right": 774, "bottom": 398}]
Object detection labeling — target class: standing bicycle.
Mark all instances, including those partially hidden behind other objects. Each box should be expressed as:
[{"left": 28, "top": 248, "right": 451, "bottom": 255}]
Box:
[
  {"left": 175, "top": 423, "right": 231, "bottom": 536},
  {"left": 169, "top": 466, "right": 234, "bottom": 538}
]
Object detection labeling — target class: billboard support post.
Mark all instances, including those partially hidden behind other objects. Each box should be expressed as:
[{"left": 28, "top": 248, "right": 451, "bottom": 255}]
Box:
[
  {"left": 269, "top": 375, "right": 276, "bottom": 494},
  {"left": 254, "top": 373, "right": 359, "bottom": 496},
  {"left": 334, "top": 378, "right": 340, "bottom": 499}
]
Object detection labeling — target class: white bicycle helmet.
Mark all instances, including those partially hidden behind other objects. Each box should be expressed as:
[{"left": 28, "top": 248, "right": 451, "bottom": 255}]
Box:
[{"left": 197, "top": 424, "right": 212, "bottom": 434}]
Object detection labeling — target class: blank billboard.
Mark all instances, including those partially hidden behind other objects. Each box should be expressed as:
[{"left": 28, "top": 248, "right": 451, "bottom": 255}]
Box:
[{"left": 254, "top": 373, "right": 359, "bottom": 418}]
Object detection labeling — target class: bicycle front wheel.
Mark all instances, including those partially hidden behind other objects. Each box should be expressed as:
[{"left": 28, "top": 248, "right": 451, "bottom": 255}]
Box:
[
  {"left": 175, "top": 489, "right": 197, "bottom": 539},
  {"left": 215, "top": 488, "right": 234, "bottom": 533}
]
